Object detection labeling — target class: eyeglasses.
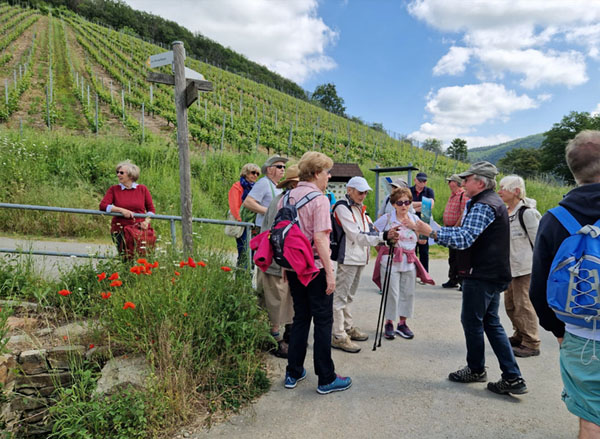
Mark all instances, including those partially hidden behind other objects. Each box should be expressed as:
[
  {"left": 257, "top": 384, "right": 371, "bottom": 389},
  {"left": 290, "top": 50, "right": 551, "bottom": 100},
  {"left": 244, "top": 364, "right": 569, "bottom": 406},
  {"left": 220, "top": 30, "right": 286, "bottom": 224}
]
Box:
[
  {"left": 272, "top": 165, "right": 286, "bottom": 170},
  {"left": 116, "top": 171, "right": 126, "bottom": 175},
  {"left": 250, "top": 171, "right": 260, "bottom": 176},
  {"left": 355, "top": 190, "right": 368, "bottom": 196},
  {"left": 395, "top": 200, "right": 412, "bottom": 206}
]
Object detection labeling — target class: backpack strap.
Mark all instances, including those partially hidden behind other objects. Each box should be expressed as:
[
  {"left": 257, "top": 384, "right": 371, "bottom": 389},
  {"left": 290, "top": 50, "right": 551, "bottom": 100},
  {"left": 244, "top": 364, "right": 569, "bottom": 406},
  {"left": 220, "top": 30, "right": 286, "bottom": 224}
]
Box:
[
  {"left": 518, "top": 206, "right": 533, "bottom": 248},
  {"left": 549, "top": 206, "right": 582, "bottom": 235},
  {"left": 295, "top": 191, "right": 322, "bottom": 210}
]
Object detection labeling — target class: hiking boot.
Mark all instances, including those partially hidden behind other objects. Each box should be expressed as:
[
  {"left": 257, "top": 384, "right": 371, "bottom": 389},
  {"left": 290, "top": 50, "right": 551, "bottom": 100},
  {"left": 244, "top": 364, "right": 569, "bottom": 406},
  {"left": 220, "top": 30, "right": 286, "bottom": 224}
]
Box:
[
  {"left": 448, "top": 366, "right": 487, "bottom": 383},
  {"left": 508, "top": 336, "right": 522, "bottom": 347},
  {"left": 513, "top": 345, "right": 540, "bottom": 358},
  {"left": 487, "top": 377, "right": 528, "bottom": 395},
  {"left": 317, "top": 374, "right": 352, "bottom": 394},
  {"left": 396, "top": 323, "right": 414, "bottom": 339},
  {"left": 442, "top": 281, "right": 459, "bottom": 288},
  {"left": 272, "top": 340, "right": 288, "bottom": 358},
  {"left": 331, "top": 335, "right": 361, "bottom": 353},
  {"left": 284, "top": 368, "right": 306, "bottom": 389},
  {"left": 384, "top": 322, "right": 395, "bottom": 340},
  {"left": 346, "top": 327, "right": 369, "bottom": 341}
]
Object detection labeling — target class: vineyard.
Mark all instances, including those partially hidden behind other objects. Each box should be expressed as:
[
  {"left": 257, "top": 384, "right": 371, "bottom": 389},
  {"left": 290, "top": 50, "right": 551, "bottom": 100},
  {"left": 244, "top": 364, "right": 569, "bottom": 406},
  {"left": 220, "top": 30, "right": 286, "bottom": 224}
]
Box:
[{"left": 0, "top": 3, "right": 466, "bottom": 177}]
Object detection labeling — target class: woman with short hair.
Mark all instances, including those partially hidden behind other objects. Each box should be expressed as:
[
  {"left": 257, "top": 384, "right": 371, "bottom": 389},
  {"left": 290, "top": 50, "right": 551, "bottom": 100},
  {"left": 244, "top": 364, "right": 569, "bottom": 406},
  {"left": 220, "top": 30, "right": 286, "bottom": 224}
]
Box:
[
  {"left": 228, "top": 163, "right": 260, "bottom": 266},
  {"left": 281, "top": 151, "right": 352, "bottom": 395},
  {"left": 99, "top": 160, "right": 155, "bottom": 257}
]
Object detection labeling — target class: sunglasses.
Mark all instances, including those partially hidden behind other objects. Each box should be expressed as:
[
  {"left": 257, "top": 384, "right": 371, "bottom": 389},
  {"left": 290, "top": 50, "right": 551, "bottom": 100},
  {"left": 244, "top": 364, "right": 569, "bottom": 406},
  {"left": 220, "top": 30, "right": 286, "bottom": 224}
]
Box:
[
  {"left": 272, "top": 165, "right": 286, "bottom": 170},
  {"left": 250, "top": 171, "right": 260, "bottom": 176},
  {"left": 395, "top": 200, "right": 412, "bottom": 206},
  {"left": 116, "top": 171, "right": 126, "bottom": 175}
]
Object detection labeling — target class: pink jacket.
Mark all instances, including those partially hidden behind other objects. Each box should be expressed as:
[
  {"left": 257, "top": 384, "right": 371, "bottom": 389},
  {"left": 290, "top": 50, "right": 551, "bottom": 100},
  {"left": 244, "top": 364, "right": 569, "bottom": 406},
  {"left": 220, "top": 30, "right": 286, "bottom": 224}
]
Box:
[
  {"left": 251, "top": 221, "right": 319, "bottom": 286},
  {"left": 372, "top": 245, "right": 434, "bottom": 289}
]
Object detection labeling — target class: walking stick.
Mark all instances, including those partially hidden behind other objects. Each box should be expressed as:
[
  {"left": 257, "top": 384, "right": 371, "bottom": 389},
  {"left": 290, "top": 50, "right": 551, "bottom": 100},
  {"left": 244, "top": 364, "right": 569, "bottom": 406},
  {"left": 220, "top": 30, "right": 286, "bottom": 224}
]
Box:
[{"left": 373, "top": 241, "right": 395, "bottom": 351}]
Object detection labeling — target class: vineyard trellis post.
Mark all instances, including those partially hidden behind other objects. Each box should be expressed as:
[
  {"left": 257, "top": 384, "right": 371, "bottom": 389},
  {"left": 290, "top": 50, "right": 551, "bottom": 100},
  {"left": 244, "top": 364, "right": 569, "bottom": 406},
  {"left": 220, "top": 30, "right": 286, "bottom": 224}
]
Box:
[{"left": 95, "top": 93, "right": 99, "bottom": 135}]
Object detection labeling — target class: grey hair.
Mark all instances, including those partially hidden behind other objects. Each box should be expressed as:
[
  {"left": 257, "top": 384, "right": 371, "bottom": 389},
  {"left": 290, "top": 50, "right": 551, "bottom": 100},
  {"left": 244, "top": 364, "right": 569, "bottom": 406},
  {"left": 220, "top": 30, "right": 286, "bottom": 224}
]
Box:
[
  {"left": 566, "top": 130, "right": 600, "bottom": 185},
  {"left": 473, "top": 174, "right": 496, "bottom": 190},
  {"left": 499, "top": 175, "right": 526, "bottom": 200},
  {"left": 116, "top": 160, "right": 140, "bottom": 181}
]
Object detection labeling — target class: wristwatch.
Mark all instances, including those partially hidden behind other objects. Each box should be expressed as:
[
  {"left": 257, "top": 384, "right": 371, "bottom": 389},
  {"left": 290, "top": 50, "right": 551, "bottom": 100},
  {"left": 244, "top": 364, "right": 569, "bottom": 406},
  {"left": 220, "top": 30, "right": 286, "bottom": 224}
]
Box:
[{"left": 429, "top": 230, "right": 437, "bottom": 241}]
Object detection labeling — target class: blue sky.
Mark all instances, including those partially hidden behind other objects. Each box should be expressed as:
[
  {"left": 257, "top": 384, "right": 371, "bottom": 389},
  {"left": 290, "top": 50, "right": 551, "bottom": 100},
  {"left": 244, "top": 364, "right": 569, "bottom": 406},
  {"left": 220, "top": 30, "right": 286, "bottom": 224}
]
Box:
[{"left": 124, "top": 0, "right": 600, "bottom": 148}]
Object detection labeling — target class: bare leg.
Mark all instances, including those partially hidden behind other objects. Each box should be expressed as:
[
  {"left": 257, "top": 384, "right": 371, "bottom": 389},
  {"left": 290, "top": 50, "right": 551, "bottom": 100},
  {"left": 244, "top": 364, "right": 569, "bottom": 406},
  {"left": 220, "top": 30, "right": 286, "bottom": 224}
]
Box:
[{"left": 580, "top": 418, "right": 600, "bottom": 439}]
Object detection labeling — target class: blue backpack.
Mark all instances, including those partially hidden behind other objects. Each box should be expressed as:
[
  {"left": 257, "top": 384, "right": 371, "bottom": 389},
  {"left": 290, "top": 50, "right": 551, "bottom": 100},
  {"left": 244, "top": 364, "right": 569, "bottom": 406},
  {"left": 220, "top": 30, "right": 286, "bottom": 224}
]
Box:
[{"left": 547, "top": 206, "right": 600, "bottom": 328}]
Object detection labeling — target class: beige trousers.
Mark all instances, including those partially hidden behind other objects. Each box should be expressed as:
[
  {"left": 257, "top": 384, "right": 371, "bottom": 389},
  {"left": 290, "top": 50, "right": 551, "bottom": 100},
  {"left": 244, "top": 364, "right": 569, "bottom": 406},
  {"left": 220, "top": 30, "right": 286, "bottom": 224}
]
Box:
[
  {"left": 333, "top": 264, "right": 364, "bottom": 339},
  {"left": 504, "top": 274, "right": 541, "bottom": 349},
  {"left": 257, "top": 270, "right": 294, "bottom": 327}
]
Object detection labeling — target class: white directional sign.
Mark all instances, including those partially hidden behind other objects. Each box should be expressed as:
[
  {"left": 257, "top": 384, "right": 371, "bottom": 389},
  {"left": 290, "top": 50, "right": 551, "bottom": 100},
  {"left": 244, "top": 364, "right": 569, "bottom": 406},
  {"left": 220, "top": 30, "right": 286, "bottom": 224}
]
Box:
[
  {"left": 184, "top": 67, "right": 205, "bottom": 81},
  {"left": 146, "top": 51, "right": 174, "bottom": 68}
]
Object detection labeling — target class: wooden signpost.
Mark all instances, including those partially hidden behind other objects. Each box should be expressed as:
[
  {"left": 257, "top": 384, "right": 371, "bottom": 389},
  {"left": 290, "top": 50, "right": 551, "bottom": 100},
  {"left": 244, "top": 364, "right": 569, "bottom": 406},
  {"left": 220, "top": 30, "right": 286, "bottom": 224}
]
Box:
[{"left": 146, "top": 41, "right": 213, "bottom": 256}]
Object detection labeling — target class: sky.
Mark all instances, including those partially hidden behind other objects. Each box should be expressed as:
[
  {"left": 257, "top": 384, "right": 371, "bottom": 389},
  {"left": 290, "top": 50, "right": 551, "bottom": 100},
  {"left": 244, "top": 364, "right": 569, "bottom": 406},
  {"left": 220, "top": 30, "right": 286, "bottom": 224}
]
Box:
[{"left": 123, "top": 0, "right": 600, "bottom": 148}]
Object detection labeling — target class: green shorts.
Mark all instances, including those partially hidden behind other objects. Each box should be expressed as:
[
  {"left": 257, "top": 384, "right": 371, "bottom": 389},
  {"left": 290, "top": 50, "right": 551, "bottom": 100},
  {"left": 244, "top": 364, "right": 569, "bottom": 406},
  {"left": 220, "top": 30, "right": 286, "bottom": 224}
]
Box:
[{"left": 560, "top": 332, "right": 600, "bottom": 425}]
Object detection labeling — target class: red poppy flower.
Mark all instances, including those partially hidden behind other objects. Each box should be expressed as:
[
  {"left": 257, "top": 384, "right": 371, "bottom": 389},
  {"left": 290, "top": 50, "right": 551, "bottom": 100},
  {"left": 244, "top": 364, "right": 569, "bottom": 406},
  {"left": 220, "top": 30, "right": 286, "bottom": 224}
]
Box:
[
  {"left": 220, "top": 266, "right": 232, "bottom": 272},
  {"left": 174, "top": 271, "right": 180, "bottom": 276},
  {"left": 58, "top": 289, "right": 72, "bottom": 296},
  {"left": 187, "top": 257, "right": 196, "bottom": 268},
  {"left": 101, "top": 292, "right": 111, "bottom": 299},
  {"left": 136, "top": 258, "right": 148, "bottom": 264},
  {"left": 89, "top": 344, "right": 95, "bottom": 349},
  {"left": 171, "top": 277, "right": 176, "bottom": 284},
  {"left": 197, "top": 260, "right": 206, "bottom": 267},
  {"left": 152, "top": 261, "right": 159, "bottom": 268},
  {"left": 144, "top": 270, "right": 152, "bottom": 275},
  {"left": 110, "top": 280, "right": 123, "bottom": 287},
  {"left": 123, "top": 301, "right": 136, "bottom": 310},
  {"left": 108, "top": 273, "right": 119, "bottom": 281},
  {"left": 180, "top": 261, "right": 187, "bottom": 268},
  {"left": 130, "top": 266, "right": 141, "bottom": 274},
  {"left": 97, "top": 272, "right": 106, "bottom": 281},
  {"left": 63, "top": 335, "right": 68, "bottom": 341},
  {"left": 183, "top": 312, "right": 188, "bottom": 317}
]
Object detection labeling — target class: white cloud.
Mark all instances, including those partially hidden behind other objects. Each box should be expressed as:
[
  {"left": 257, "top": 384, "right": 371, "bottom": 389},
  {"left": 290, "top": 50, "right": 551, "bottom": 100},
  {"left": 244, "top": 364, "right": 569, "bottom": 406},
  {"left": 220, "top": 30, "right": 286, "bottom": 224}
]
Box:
[
  {"left": 124, "top": 0, "right": 337, "bottom": 83},
  {"left": 410, "top": 83, "right": 539, "bottom": 145},
  {"left": 592, "top": 103, "right": 600, "bottom": 117},
  {"left": 433, "top": 47, "right": 471, "bottom": 76},
  {"left": 409, "top": 0, "right": 600, "bottom": 88}
]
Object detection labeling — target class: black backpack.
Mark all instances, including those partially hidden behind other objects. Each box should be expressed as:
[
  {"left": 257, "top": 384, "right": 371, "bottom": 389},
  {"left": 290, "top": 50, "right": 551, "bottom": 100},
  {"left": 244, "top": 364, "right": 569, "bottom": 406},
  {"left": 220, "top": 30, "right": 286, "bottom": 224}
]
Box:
[
  {"left": 270, "top": 190, "right": 322, "bottom": 268},
  {"left": 330, "top": 200, "right": 351, "bottom": 262}
]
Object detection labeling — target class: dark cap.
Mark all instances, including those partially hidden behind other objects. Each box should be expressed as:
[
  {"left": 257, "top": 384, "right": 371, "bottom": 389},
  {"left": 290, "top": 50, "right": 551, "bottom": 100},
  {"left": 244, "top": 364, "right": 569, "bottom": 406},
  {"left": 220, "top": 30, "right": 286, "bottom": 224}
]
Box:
[
  {"left": 446, "top": 174, "right": 462, "bottom": 185},
  {"left": 458, "top": 161, "right": 498, "bottom": 180},
  {"left": 416, "top": 172, "right": 428, "bottom": 182}
]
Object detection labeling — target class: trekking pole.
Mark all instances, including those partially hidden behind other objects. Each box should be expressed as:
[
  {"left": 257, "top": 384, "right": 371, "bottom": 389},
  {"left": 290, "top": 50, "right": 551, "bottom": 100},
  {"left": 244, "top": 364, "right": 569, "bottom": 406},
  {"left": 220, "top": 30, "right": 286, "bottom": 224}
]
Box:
[{"left": 373, "top": 241, "right": 395, "bottom": 351}]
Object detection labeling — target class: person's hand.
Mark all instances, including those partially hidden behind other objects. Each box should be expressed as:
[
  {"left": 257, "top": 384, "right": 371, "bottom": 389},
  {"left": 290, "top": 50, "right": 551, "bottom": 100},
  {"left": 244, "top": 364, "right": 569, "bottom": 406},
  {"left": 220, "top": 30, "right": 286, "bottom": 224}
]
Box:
[
  {"left": 120, "top": 208, "right": 134, "bottom": 218},
  {"left": 414, "top": 220, "right": 432, "bottom": 236},
  {"left": 557, "top": 337, "right": 563, "bottom": 346},
  {"left": 140, "top": 218, "right": 150, "bottom": 230},
  {"left": 326, "top": 272, "right": 335, "bottom": 295},
  {"left": 384, "top": 226, "right": 400, "bottom": 242},
  {"left": 417, "top": 238, "right": 428, "bottom": 245},
  {"left": 402, "top": 217, "right": 417, "bottom": 231}
]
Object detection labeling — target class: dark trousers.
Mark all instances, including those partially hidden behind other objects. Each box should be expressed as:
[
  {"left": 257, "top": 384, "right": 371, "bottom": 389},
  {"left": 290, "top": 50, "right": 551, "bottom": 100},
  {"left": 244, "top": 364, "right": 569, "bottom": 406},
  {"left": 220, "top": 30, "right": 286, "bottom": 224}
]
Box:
[
  {"left": 286, "top": 269, "right": 336, "bottom": 386},
  {"left": 447, "top": 247, "right": 459, "bottom": 284},
  {"left": 461, "top": 278, "right": 521, "bottom": 380},
  {"left": 235, "top": 229, "right": 248, "bottom": 268},
  {"left": 416, "top": 242, "right": 429, "bottom": 272}
]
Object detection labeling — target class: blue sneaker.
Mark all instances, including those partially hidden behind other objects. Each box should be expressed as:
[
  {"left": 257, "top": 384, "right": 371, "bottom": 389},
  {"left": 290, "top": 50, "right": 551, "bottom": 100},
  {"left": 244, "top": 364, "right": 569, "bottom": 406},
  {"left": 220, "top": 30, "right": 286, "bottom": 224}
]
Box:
[
  {"left": 284, "top": 368, "right": 306, "bottom": 389},
  {"left": 317, "top": 374, "right": 352, "bottom": 394}
]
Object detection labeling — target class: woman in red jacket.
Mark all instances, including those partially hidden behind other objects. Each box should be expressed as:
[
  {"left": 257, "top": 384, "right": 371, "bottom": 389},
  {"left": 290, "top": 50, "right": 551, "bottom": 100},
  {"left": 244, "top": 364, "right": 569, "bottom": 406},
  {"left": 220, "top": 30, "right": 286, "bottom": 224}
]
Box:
[
  {"left": 99, "top": 161, "right": 155, "bottom": 257},
  {"left": 228, "top": 163, "right": 260, "bottom": 266}
]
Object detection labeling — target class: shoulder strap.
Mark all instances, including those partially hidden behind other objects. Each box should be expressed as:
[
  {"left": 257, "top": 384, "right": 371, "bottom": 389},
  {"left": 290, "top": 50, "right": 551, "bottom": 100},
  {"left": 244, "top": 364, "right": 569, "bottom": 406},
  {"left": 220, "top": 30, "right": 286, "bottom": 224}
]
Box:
[
  {"left": 518, "top": 206, "right": 533, "bottom": 248},
  {"left": 295, "top": 191, "right": 322, "bottom": 210},
  {"left": 549, "top": 206, "right": 582, "bottom": 235}
]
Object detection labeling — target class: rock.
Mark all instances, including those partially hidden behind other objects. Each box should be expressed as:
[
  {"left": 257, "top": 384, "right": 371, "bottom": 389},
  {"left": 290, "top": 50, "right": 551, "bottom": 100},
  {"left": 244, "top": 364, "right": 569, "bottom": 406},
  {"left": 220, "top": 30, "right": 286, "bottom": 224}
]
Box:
[
  {"left": 0, "top": 300, "right": 42, "bottom": 312},
  {"left": 5, "top": 333, "right": 35, "bottom": 353},
  {"left": 17, "top": 350, "right": 48, "bottom": 375},
  {"left": 46, "top": 345, "right": 86, "bottom": 370},
  {"left": 10, "top": 395, "right": 48, "bottom": 412},
  {"left": 0, "top": 354, "right": 17, "bottom": 385},
  {"left": 95, "top": 355, "right": 149, "bottom": 395},
  {"left": 14, "top": 371, "right": 73, "bottom": 393},
  {"left": 85, "top": 345, "right": 111, "bottom": 363},
  {"left": 21, "top": 407, "right": 47, "bottom": 424},
  {"left": 6, "top": 316, "right": 38, "bottom": 331},
  {"left": 34, "top": 328, "right": 54, "bottom": 337},
  {"left": 54, "top": 322, "right": 91, "bottom": 339}
]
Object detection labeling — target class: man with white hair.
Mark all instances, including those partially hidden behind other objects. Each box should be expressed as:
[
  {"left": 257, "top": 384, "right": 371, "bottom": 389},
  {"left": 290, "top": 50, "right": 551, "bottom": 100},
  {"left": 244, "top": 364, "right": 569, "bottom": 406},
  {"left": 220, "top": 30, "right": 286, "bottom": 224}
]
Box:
[
  {"left": 530, "top": 130, "right": 600, "bottom": 437},
  {"left": 331, "top": 176, "right": 398, "bottom": 353},
  {"left": 410, "top": 161, "right": 527, "bottom": 395}
]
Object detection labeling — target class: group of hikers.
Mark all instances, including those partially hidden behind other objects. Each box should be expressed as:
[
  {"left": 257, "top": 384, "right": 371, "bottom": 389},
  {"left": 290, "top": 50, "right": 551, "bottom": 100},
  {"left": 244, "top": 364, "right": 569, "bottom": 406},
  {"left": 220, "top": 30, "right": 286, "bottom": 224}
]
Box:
[{"left": 100, "top": 130, "right": 600, "bottom": 437}]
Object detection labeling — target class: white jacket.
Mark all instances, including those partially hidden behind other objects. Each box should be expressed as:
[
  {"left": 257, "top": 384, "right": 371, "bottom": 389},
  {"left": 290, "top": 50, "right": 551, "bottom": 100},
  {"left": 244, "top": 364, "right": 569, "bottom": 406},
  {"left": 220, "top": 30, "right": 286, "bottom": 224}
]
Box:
[
  {"left": 335, "top": 197, "right": 384, "bottom": 265},
  {"left": 508, "top": 198, "right": 541, "bottom": 277}
]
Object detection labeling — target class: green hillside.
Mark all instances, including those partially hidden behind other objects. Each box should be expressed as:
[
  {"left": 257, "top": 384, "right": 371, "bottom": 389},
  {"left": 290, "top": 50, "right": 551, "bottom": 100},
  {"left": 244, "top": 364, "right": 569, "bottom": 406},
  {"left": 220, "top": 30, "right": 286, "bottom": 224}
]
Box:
[{"left": 468, "top": 133, "right": 545, "bottom": 164}]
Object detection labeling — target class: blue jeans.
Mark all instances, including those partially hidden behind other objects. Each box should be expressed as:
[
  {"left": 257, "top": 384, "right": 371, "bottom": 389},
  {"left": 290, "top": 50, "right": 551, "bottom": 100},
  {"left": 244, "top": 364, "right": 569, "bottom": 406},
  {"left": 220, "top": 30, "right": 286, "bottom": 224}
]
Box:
[
  {"left": 286, "top": 269, "right": 336, "bottom": 386},
  {"left": 461, "top": 278, "right": 521, "bottom": 379}
]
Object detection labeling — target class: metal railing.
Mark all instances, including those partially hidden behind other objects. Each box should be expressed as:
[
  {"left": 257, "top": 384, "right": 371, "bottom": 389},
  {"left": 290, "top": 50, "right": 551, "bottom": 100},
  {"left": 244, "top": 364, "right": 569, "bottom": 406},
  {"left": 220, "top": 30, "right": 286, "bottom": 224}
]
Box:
[{"left": 0, "top": 202, "right": 254, "bottom": 259}]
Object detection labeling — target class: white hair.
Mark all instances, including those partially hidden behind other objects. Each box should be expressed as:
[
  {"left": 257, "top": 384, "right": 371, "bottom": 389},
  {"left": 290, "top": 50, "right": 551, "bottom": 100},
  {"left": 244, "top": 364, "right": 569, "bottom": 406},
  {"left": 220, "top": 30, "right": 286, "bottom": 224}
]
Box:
[{"left": 499, "top": 175, "right": 526, "bottom": 200}]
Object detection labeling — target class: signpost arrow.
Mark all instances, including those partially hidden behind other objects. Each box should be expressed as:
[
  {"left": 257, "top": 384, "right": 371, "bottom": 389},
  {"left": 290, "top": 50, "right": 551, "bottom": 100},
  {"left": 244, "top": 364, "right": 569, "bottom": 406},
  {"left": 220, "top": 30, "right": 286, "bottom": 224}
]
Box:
[{"left": 146, "top": 51, "right": 173, "bottom": 69}]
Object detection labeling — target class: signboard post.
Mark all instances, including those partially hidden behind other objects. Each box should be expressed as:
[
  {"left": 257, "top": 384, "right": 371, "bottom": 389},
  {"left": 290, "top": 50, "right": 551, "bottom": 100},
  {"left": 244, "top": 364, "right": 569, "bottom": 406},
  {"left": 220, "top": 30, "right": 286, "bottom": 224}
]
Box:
[{"left": 146, "top": 42, "right": 213, "bottom": 256}]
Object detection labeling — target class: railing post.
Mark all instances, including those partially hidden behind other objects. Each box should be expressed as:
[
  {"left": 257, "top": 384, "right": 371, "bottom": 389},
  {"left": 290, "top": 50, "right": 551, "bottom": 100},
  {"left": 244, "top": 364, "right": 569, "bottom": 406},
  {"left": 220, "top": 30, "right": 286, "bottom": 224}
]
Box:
[{"left": 170, "top": 219, "right": 177, "bottom": 248}]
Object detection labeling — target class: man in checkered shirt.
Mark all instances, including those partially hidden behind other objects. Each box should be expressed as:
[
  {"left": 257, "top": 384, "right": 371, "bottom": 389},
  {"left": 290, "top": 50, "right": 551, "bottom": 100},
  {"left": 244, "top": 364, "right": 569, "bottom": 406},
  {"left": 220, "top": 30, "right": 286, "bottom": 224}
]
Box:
[{"left": 409, "top": 161, "right": 527, "bottom": 396}]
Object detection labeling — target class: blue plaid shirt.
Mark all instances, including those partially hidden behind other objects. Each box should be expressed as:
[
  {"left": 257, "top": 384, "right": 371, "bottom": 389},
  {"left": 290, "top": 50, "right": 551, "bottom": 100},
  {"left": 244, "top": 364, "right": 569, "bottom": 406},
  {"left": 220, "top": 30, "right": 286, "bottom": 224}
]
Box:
[{"left": 437, "top": 201, "right": 495, "bottom": 250}]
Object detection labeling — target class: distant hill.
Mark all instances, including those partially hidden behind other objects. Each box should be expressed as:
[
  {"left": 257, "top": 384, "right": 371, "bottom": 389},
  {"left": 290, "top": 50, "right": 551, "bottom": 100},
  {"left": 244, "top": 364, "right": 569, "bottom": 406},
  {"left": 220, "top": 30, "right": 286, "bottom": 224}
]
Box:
[{"left": 468, "top": 133, "right": 545, "bottom": 164}]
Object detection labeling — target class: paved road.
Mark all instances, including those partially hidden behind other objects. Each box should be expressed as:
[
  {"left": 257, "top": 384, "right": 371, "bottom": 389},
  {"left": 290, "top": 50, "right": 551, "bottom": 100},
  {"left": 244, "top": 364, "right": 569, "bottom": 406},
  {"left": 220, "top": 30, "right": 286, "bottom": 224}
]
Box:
[
  {"left": 0, "top": 238, "right": 578, "bottom": 438},
  {"left": 189, "top": 259, "right": 577, "bottom": 439}
]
